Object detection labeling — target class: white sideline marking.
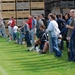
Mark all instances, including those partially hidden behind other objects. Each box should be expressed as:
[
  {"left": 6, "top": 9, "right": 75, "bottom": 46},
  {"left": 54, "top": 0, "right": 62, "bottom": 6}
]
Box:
[{"left": 0, "top": 66, "right": 9, "bottom": 75}]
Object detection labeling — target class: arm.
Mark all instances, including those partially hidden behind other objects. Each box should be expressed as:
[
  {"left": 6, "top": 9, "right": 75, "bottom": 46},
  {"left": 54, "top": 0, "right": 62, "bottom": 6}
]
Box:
[
  {"left": 46, "top": 22, "right": 53, "bottom": 33},
  {"left": 60, "top": 26, "right": 66, "bottom": 34},
  {"left": 66, "top": 25, "right": 74, "bottom": 30}
]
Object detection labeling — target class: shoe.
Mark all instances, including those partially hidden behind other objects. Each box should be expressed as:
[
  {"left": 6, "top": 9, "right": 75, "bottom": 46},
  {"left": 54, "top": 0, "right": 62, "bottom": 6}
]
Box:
[
  {"left": 27, "top": 45, "right": 31, "bottom": 47},
  {"left": 26, "top": 49, "right": 30, "bottom": 51},
  {"left": 8, "top": 39, "right": 11, "bottom": 42},
  {"left": 40, "top": 51, "right": 46, "bottom": 54},
  {"left": 67, "top": 59, "right": 73, "bottom": 62},
  {"left": 55, "top": 53, "right": 63, "bottom": 57},
  {"left": 36, "top": 49, "right": 40, "bottom": 52},
  {"left": 73, "top": 59, "right": 75, "bottom": 62}
]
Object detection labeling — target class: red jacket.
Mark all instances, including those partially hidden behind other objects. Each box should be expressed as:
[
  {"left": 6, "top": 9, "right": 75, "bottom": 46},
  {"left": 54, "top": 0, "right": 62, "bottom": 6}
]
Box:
[
  {"left": 11, "top": 19, "right": 16, "bottom": 28},
  {"left": 27, "top": 18, "right": 32, "bottom": 29}
]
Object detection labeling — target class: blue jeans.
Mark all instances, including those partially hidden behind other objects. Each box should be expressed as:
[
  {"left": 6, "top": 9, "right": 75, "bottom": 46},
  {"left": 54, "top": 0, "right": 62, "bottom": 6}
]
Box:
[
  {"left": 13, "top": 32, "right": 16, "bottom": 40},
  {"left": 69, "top": 37, "right": 75, "bottom": 61},
  {"left": 25, "top": 32, "right": 31, "bottom": 47},
  {"left": 17, "top": 38, "right": 20, "bottom": 44},
  {"left": 0, "top": 29, "right": 4, "bottom": 37},
  {"left": 51, "top": 36, "right": 62, "bottom": 57}
]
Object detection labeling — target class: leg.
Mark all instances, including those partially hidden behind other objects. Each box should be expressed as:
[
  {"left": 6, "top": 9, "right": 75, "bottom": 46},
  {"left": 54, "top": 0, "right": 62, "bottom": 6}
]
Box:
[
  {"left": 25, "top": 33, "right": 31, "bottom": 47},
  {"left": 72, "top": 37, "right": 75, "bottom": 61},
  {"left": 28, "top": 40, "right": 38, "bottom": 51},
  {"left": 68, "top": 39, "right": 73, "bottom": 61},
  {"left": 40, "top": 41, "right": 49, "bottom": 54},
  {"left": 51, "top": 37, "right": 62, "bottom": 57},
  {"left": 42, "top": 41, "right": 49, "bottom": 52}
]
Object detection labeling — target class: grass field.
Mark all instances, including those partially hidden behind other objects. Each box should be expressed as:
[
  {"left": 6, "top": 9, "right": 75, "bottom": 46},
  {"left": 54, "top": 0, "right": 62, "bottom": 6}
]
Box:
[{"left": 0, "top": 37, "right": 75, "bottom": 75}]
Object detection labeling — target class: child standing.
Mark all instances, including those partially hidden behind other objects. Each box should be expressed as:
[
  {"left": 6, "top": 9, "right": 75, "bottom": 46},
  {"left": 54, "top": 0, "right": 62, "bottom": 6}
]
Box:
[
  {"left": 15, "top": 28, "right": 20, "bottom": 44},
  {"left": 13, "top": 25, "right": 18, "bottom": 40}
]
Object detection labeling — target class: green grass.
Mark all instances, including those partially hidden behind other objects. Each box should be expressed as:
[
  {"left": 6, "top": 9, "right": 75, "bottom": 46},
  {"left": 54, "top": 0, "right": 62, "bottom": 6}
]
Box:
[{"left": 0, "top": 37, "right": 75, "bottom": 75}]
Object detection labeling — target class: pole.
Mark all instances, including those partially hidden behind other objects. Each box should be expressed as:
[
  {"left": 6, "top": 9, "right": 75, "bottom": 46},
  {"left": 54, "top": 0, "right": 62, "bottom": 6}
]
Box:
[
  {"left": 15, "top": 0, "right": 17, "bottom": 26},
  {"left": 48, "top": 31, "right": 53, "bottom": 54},
  {"left": 30, "top": 0, "right": 31, "bottom": 15}
]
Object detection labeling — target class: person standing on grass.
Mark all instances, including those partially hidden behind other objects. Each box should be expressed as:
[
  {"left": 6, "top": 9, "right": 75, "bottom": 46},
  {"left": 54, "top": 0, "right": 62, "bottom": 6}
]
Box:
[
  {"left": 67, "top": 10, "right": 75, "bottom": 62},
  {"left": 13, "top": 24, "right": 18, "bottom": 40},
  {"left": 0, "top": 18, "right": 6, "bottom": 38},
  {"left": 40, "top": 14, "right": 47, "bottom": 29},
  {"left": 57, "top": 14, "right": 66, "bottom": 52},
  {"left": 23, "top": 21, "right": 31, "bottom": 47},
  {"left": 27, "top": 15, "right": 32, "bottom": 30},
  {"left": 31, "top": 15, "right": 37, "bottom": 40},
  {"left": 46, "top": 14, "right": 62, "bottom": 57},
  {"left": 70, "top": 26, "right": 75, "bottom": 62},
  {"left": 66, "top": 9, "right": 75, "bottom": 61},
  {"left": 7, "top": 17, "right": 16, "bottom": 40},
  {"left": 15, "top": 28, "right": 20, "bottom": 44},
  {"left": 36, "top": 15, "right": 44, "bottom": 38},
  {"left": 60, "top": 13, "right": 71, "bottom": 50}
]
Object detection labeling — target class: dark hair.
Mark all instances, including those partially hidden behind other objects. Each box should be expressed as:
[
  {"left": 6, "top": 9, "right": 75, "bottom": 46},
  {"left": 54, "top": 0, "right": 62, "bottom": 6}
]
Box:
[
  {"left": 41, "top": 14, "right": 45, "bottom": 18},
  {"left": 49, "top": 14, "right": 55, "bottom": 20},
  {"left": 40, "top": 25, "right": 45, "bottom": 29},
  {"left": 37, "top": 15, "right": 40, "bottom": 18},
  {"left": 65, "top": 13, "right": 70, "bottom": 19},
  {"left": 58, "top": 14, "right": 62, "bottom": 18},
  {"left": 53, "top": 13, "right": 56, "bottom": 16}
]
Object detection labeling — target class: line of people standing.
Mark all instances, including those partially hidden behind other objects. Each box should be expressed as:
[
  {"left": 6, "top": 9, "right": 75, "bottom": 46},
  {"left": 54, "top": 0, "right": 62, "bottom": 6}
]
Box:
[{"left": 5, "top": 9, "right": 75, "bottom": 61}]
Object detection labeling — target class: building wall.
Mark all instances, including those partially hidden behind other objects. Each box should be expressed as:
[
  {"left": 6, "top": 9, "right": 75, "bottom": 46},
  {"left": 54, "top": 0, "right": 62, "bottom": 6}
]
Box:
[
  {"left": 44, "top": 0, "right": 75, "bottom": 17},
  {"left": 0, "top": 0, "right": 45, "bottom": 26},
  {"left": 51, "top": 7, "right": 70, "bottom": 15},
  {"left": 0, "top": 0, "right": 1, "bottom": 17}
]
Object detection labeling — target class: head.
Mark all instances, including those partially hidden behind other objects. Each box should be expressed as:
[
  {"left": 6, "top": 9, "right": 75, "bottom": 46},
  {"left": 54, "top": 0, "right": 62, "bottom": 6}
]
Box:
[
  {"left": 23, "top": 20, "right": 27, "bottom": 25},
  {"left": 36, "top": 15, "right": 40, "bottom": 20},
  {"left": 69, "top": 9, "right": 75, "bottom": 17},
  {"left": 28, "top": 15, "right": 32, "bottom": 19},
  {"left": 10, "top": 16, "right": 14, "bottom": 20},
  {"left": 40, "top": 14, "right": 45, "bottom": 19},
  {"left": 17, "top": 28, "right": 20, "bottom": 32},
  {"left": 65, "top": 13, "right": 70, "bottom": 20},
  {"left": 32, "top": 15, "right": 34, "bottom": 19},
  {"left": 73, "top": 10, "right": 75, "bottom": 18},
  {"left": 48, "top": 14, "right": 55, "bottom": 21},
  {"left": 58, "top": 14, "right": 63, "bottom": 18},
  {"left": 48, "top": 13, "right": 52, "bottom": 19},
  {"left": 53, "top": 13, "right": 57, "bottom": 19},
  {"left": 39, "top": 25, "right": 45, "bottom": 30}
]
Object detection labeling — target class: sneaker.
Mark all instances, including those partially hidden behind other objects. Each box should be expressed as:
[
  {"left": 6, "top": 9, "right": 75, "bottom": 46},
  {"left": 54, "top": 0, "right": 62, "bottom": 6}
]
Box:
[
  {"left": 36, "top": 49, "right": 40, "bottom": 52},
  {"left": 55, "top": 53, "right": 63, "bottom": 57},
  {"left": 8, "top": 39, "right": 11, "bottom": 42},
  {"left": 40, "top": 51, "right": 46, "bottom": 54}
]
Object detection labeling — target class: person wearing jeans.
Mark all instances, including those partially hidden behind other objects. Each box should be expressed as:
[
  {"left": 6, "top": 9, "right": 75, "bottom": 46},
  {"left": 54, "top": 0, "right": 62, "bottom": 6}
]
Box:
[
  {"left": 69, "top": 37, "right": 75, "bottom": 61},
  {"left": 51, "top": 36, "right": 62, "bottom": 56},
  {"left": 66, "top": 9, "right": 75, "bottom": 61},
  {"left": 46, "top": 13, "right": 62, "bottom": 57}
]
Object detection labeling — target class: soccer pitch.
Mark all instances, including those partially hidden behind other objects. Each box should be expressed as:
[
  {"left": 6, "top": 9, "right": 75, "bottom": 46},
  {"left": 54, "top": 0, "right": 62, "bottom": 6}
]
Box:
[{"left": 0, "top": 37, "right": 75, "bottom": 75}]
